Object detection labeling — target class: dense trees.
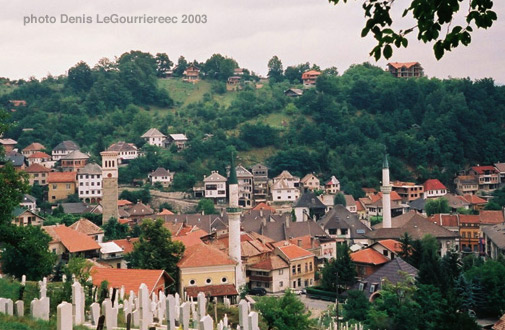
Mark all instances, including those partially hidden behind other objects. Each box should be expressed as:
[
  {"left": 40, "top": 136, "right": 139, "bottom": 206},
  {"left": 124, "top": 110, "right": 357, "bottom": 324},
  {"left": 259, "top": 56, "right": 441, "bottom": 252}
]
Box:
[{"left": 321, "top": 244, "right": 357, "bottom": 292}]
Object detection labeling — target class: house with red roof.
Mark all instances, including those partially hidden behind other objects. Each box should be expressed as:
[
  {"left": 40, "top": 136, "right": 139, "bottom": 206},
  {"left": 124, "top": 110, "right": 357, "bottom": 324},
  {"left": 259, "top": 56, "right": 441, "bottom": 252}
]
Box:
[
  {"left": 301, "top": 70, "right": 321, "bottom": 87},
  {"left": 423, "top": 179, "right": 447, "bottom": 199},
  {"left": 27, "top": 151, "right": 51, "bottom": 166},
  {"left": 325, "top": 176, "right": 341, "bottom": 194},
  {"left": 252, "top": 202, "right": 276, "bottom": 213},
  {"left": 469, "top": 166, "right": 500, "bottom": 192},
  {"left": 351, "top": 248, "right": 389, "bottom": 279},
  {"left": 275, "top": 244, "right": 315, "bottom": 290},
  {"left": 387, "top": 62, "right": 423, "bottom": 78},
  {"left": 48, "top": 172, "right": 77, "bottom": 202},
  {"left": 21, "top": 142, "right": 46, "bottom": 157},
  {"left": 177, "top": 243, "right": 238, "bottom": 302},
  {"left": 43, "top": 224, "right": 100, "bottom": 260},
  {"left": 91, "top": 267, "right": 174, "bottom": 296},
  {"left": 458, "top": 194, "right": 487, "bottom": 211},
  {"left": 248, "top": 255, "right": 289, "bottom": 293},
  {"left": 24, "top": 163, "right": 51, "bottom": 186},
  {"left": 370, "top": 239, "right": 402, "bottom": 260}
]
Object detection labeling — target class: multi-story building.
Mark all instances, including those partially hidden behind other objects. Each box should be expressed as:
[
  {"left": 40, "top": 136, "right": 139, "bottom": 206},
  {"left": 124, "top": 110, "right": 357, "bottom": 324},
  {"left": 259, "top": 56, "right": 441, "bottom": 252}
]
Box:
[
  {"left": 468, "top": 166, "right": 500, "bottom": 192},
  {"left": 271, "top": 170, "right": 300, "bottom": 202},
  {"left": 48, "top": 172, "right": 77, "bottom": 202},
  {"left": 148, "top": 167, "right": 174, "bottom": 187},
  {"left": 182, "top": 64, "right": 200, "bottom": 83},
  {"left": 300, "top": 173, "right": 320, "bottom": 192},
  {"left": 26, "top": 152, "right": 51, "bottom": 166},
  {"left": 387, "top": 62, "right": 424, "bottom": 78},
  {"left": 423, "top": 179, "right": 447, "bottom": 199},
  {"left": 204, "top": 171, "right": 227, "bottom": 204},
  {"left": 141, "top": 128, "right": 166, "bottom": 147},
  {"left": 61, "top": 150, "right": 89, "bottom": 172},
  {"left": 455, "top": 175, "right": 479, "bottom": 195},
  {"left": 251, "top": 164, "right": 268, "bottom": 204},
  {"left": 24, "top": 163, "right": 51, "bottom": 186},
  {"left": 77, "top": 163, "right": 102, "bottom": 203},
  {"left": 301, "top": 70, "right": 321, "bottom": 87},
  {"left": 51, "top": 140, "right": 80, "bottom": 161},
  {"left": 391, "top": 181, "right": 424, "bottom": 203},
  {"left": 275, "top": 244, "right": 315, "bottom": 290},
  {"left": 236, "top": 165, "right": 253, "bottom": 208},
  {"left": 248, "top": 255, "right": 289, "bottom": 294},
  {"left": 165, "top": 134, "right": 188, "bottom": 151},
  {"left": 325, "top": 176, "right": 340, "bottom": 194},
  {"left": 459, "top": 215, "right": 480, "bottom": 253},
  {"left": 107, "top": 141, "right": 138, "bottom": 164},
  {"left": 21, "top": 142, "right": 46, "bottom": 157}
]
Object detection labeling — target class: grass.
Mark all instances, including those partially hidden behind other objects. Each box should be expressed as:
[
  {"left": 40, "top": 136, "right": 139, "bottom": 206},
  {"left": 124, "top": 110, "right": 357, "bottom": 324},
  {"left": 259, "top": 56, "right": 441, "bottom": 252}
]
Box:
[
  {"left": 238, "top": 146, "right": 278, "bottom": 166},
  {"left": 158, "top": 78, "right": 212, "bottom": 106},
  {"left": 0, "top": 314, "right": 89, "bottom": 330}
]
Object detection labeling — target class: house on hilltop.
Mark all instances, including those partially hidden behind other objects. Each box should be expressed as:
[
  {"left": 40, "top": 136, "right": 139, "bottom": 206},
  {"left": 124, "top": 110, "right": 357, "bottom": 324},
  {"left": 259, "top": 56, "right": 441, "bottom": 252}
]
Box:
[{"left": 387, "top": 62, "right": 424, "bottom": 78}]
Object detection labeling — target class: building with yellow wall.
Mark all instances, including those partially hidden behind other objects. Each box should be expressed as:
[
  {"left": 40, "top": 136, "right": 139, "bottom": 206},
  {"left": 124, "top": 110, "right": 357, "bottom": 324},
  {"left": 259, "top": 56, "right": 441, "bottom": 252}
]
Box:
[{"left": 48, "top": 171, "right": 77, "bottom": 202}]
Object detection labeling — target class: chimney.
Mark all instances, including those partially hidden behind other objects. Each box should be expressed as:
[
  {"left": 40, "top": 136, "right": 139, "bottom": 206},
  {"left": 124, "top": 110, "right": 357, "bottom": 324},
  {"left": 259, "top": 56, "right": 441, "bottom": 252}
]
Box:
[
  {"left": 297, "top": 239, "right": 302, "bottom": 247},
  {"left": 126, "top": 236, "right": 131, "bottom": 242},
  {"left": 220, "top": 208, "right": 224, "bottom": 217},
  {"left": 285, "top": 214, "right": 290, "bottom": 228},
  {"left": 259, "top": 208, "right": 263, "bottom": 217},
  {"left": 201, "top": 210, "right": 205, "bottom": 215},
  {"left": 311, "top": 237, "right": 315, "bottom": 249},
  {"left": 262, "top": 217, "right": 267, "bottom": 226}
]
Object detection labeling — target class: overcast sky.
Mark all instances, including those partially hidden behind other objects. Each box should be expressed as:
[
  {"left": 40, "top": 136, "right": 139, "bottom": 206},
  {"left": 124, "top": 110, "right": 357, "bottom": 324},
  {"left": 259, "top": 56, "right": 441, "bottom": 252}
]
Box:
[{"left": 1, "top": 0, "right": 504, "bottom": 83}]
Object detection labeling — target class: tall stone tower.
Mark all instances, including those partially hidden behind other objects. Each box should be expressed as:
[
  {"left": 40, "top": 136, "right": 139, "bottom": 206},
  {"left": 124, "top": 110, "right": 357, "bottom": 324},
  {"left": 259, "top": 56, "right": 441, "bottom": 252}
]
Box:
[
  {"left": 100, "top": 151, "right": 119, "bottom": 224},
  {"left": 381, "top": 153, "right": 392, "bottom": 229},
  {"left": 227, "top": 154, "right": 244, "bottom": 289}
]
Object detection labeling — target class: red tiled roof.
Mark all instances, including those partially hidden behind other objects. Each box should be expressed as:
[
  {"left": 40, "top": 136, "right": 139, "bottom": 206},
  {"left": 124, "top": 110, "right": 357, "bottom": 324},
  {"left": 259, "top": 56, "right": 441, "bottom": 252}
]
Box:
[
  {"left": 24, "top": 163, "right": 51, "bottom": 173},
  {"left": 22, "top": 143, "right": 45, "bottom": 151},
  {"left": 460, "top": 194, "right": 487, "bottom": 205},
  {"left": 252, "top": 203, "right": 276, "bottom": 213},
  {"left": 185, "top": 284, "right": 238, "bottom": 298},
  {"left": 480, "top": 210, "right": 505, "bottom": 225},
  {"left": 157, "top": 208, "right": 174, "bottom": 215},
  {"left": 287, "top": 235, "right": 320, "bottom": 250},
  {"left": 377, "top": 239, "right": 403, "bottom": 253},
  {"left": 48, "top": 171, "right": 76, "bottom": 183},
  {"left": 356, "top": 200, "right": 365, "bottom": 212},
  {"left": 177, "top": 243, "right": 236, "bottom": 268},
  {"left": 471, "top": 166, "right": 498, "bottom": 174},
  {"left": 423, "top": 179, "right": 447, "bottom": 191},
  {"left": 91, "top": 267, "right": 172, "bottom": 295},
  {"left": 459, "top": 214, "right": 480, "bottom": 224},
  {"left": 277, "top": 244, "right": 314, "bottom": 260},
  {"left": 44, "top": 225, "right": 100, "bottom": 253},
  {"left": 362, "top": 188, "right": 377, "bottom": 193},
  {"left": 117, "top": 200, "right": 133, "bottom": 207},
  {"left": 351, "top": 248, "right": 389, "bottom": 265},
  {"left": 28, "top": 151, "right": 51, "bottom": 159},
  {"left": 370, "top": 191, "right": 402, "bottom": 203},
  {"left": 301, "top": 70, "right": 321, "bottom": 79},
  {"left": 249, "top": 255, "right": 289, "bottom": 271},
  {"left": 388, "top": 62, "right": 420, "bottom": 69},
  {"left": 111, "top": 238, "right": 139, "bottom": 254},
  {"left": 428, "top": 214, "right": 459, "bottom": 227},
  {"left": 173, "top": 229, "right": 208, "bottom": 248},
  {"left": 69, "top": 218, "right": 103, "bottom": 236}
]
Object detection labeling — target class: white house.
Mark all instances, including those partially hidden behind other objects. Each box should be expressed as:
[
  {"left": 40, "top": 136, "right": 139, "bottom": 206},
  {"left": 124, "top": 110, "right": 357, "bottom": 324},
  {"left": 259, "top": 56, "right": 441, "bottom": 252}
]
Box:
[
  {"left": 141, "top": 128, "right": 166, "bottom": 147},
  {"left": 325, "top": 176, "right": 341, "bottom": 194},
  {"left": 423, "top": 179, "right": 448, "bottom": 199},
  {"left": 148, "top": 167, "right": 174, "bottom": 187},
  {"left": 204, "top": 171, "right": 227, "bottom": 203},
  {"left": 77, "top": 163, "right": 102, "bottom": 203},
  {"left": 107, "top": 141, "right": 138, "bottom": 163},
  {"left": 271, "top": 170, "right": 300, "bottom": 202},
  {"left": 165, "top": 134, "right": 188, "bottom": 151},
  {"left": 248, "top": 255, "right": 290, "bottom": 293},
  {"left": 98, "top": 242, "right": 127, "bottom": 269},
  {"left": 51, "top": 140, "right": 80, "bottom": 161}
]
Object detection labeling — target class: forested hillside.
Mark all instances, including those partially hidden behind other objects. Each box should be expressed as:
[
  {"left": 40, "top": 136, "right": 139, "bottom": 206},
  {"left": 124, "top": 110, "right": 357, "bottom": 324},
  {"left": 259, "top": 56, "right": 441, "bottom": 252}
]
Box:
[{"left": 2, "top": 52, "right": 505, "bottom": 197}]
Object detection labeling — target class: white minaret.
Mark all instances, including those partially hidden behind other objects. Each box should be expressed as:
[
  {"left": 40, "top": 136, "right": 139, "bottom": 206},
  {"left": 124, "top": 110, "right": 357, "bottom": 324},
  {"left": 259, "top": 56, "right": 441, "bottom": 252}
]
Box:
[
  {"left": 381, "top": 153, "right": 392, "bottom": 229},
  {"left": 100, "top": 150, "right": 119, "bottom": 224},
  {"left": 228, "top": 156, "right": 244, "bottom": 289}
]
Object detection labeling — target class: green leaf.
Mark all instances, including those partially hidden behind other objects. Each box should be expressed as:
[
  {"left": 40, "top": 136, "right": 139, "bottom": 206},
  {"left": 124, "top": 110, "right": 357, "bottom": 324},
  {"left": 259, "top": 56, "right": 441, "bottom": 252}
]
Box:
[
  {"left": 434, "top": 41, "right": 444, "bottom": 60},
  {"left": 383, "top": 44, "right": 393, "bottom": 59}
]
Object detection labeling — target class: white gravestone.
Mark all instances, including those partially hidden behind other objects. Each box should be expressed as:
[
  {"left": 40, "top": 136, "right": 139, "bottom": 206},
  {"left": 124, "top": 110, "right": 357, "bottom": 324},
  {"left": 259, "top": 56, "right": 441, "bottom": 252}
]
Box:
[{"left": 57, "top": 302, "right": 73, "bottom": 330}]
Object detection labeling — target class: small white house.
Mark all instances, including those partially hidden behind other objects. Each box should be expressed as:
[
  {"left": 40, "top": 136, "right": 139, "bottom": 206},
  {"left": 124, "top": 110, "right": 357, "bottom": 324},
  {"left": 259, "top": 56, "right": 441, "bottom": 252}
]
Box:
[
  {"left": 141, "top": 128, "right": 166, "bottom": 147},
  {"left": 149, "top": 167, "right": 174, "bottom": 187}
]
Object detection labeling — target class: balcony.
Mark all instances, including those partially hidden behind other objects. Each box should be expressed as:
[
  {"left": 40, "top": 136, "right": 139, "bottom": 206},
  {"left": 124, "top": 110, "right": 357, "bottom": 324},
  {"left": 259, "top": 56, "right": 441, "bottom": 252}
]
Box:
[{"left": 249, "top": 275, "right": 273, "bottom": 282}]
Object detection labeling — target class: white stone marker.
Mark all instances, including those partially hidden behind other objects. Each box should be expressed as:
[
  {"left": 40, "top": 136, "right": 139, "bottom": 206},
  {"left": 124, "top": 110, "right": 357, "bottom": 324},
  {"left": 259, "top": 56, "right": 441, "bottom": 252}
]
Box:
[
  {"left": 248, "top": 311, "right": 259, "bottom": 330},
  {"left": 5, "top": 299, "right": 13, "bottom": 316},
  {"left": 217, "top": 320, "right": 224, "bottom": 330},
  {"left": 72, "top": 281, "right": 85, "bottom": 325},
  {"left": 199, "top": 315, "right": 213, "bottom": 330},
  {"left": 166, "top": 294, "right": 176, "bottom": 330},
  {"left": 90, "top": 302, "right": 100, "bottom": 325},
  {"left": 21, "top": 275, "right": 26, "bottom": 286},
  {"left": 138, "top": 283, "right": 152, "bottom": 330},
  {"left": 0, "top": 298, "right": 6, "bottom": 314},
  {"left": 120, "top": 285, "right": 125, "bottom": 301},
  {"left": 57, "top": 301, "right": 73, "bottom": 330},
  {"left": 15, "top": 300, "right": 24, "bottom": 317},
  {"left": 180, "top": 302, "right": 190, "bottom": 330},
  {"left": 197, "top": 292, "right": 207, "bottom": 322},
  {"left": 102, "top": 298, "right": 117, "bottom": 329},
  {"left": 238, "top": 300, "right": 249, "bottom": 330},
  {"left": 223, "top": 313, "right": 229, "bottom": 328}
]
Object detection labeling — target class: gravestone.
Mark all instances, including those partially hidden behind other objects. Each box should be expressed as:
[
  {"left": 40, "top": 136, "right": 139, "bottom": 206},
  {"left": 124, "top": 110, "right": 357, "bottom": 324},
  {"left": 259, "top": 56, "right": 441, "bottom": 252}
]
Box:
[
  {"left": 217, "top": 320, "right": 224, "bottom": 330},
  {"left": 238, "top": 300, "right": 249, "bottom": 330},
  {"left": 90, "top": 302, "right": 100, "bottom": 325},
  {"left": 120, "top": 285, "right": 125, "bottom": 301},
  {"left": 248, "top": 311, "right": 259, "bottom": 330},
  {"left": 102, "top": 298, "right": 117, "bottom": 329},
  {"left": 31, "top": 297, "right": 50, "bottom": 320},
  {"left": 199, "top": 315, "right": 213, "bottom": 330},
  {"left": 138, "top": 283, "right": 151, "bottom": 330},
  {"left": 223, "top": 297, "right": 230, "bottom": 308},
  {"left": 223, "top": 314, "right": 228, "bottom": 328},
  {"left": 15, "top": 300, "right": 24, "bottom": 317},
  {"left": 126, "top": 312, "right": 132, "bottom": 330},
  {"left": 5, "top": 299, "right": 13, "bottom": 316},
  {"left": 57, "top": 301, "right": 73, "bottom": 330},
  {"left": 166, "top": 295, "right": 176, "bottom": 330},
  {"left": 197, "top": 292, "right": 207, "bottom": 322},
  {"left": 180, "top": 302, "right": 190, "bottom": 330},
  {"left": 72, "top": 281, "right": 85, "bottom": 325},
  {"left": 174, "top": 292, "right": 181, "bottom": 319},
  {"left": 132, "top": 309, "right": 140, "bottom": 327},
  {"left": 0, "top": 298, "right": 6, "bottom": 314},
  {"left": 96, "top": 315, "right": 105, "bottom": 330},
  {"left": 21, "top": 275, "right": 26, "bottom": 286}
]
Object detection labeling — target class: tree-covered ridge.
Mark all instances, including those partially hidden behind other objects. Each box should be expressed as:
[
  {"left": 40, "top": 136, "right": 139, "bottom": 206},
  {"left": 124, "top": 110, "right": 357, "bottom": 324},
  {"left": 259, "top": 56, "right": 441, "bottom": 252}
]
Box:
[{"left": 2, "top": 53, "right": 505, "bottom": 197}]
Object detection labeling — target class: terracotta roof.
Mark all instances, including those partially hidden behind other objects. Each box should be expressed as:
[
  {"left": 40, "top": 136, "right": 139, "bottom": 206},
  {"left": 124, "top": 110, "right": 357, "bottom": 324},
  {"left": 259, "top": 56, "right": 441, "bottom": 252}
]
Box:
[
  {"left": 423, "top": 179, "right": 447, "bottom": 191},
  {"left": 252, "top": 203, "right": 276, "bottom": 213},
  {"left": 480, "top": 210, "right": 505, "bottom": 225},
  {"left": 428, "top": 214, "right": 459, "bottom": 227},
  {"left": 493, "top": 313, "right": 505, "bottom": 330},
  {"left": 301, "top": 70, "right": 321, "bottom": 79},
  {"left": 185, "top": 284, "right": 238, "bottom": 298},
  {"left": 90, "top": 267, "right": 172, "bottom": 295},
  {"left": 48, "top": 172, "right": 76, "bottom": 183},
  {"left": 24, "top": 163, "right": 51, "bottom": 173},
  {"left": 459, "top": 214, "right": 480, "bottom": 224},
  {"left": 111, "top": 238, "right": 139, "bottom": 254},
  {"left": 471, "top": 165, "right": 498, "bottom": 174},
  {"left": 351, "top": 248, "right": 389, "bottom": 265},
  {"left": 69, "top": 218, "right": 104, "bottom": 236},
  {"left": 356, "top": 200, "right": 365, "bottom": 212},
  {"left": 362, "top": 188, "right": 377, "bottom": 194},
  {"left": 117, "top": 200, "right": 133, "bottom": 207},
  {"left": 157, "top": 208, "right": 174, "bottom": 215},
  {"left": 177, "top": 243, "right": 236, "bottom": 268},
  {"left": 249, "top": 255, "right": 289, "bottom": 271},
  {"left": 277, "top": 244, "right": 314, "bottom": 261},
  {"left": 460, "top": 194, "right": 486, "bottom": 205},
  {"left": 22, "top": 143, "right": 45, "bottom": 152},
  {"left": 388, "top": 62, "right": 420, "bottom": 69},
  {"left": 495, "top": 163, "right": 505, "bottom": 173},
  {"left": 43, "top": 225, "right": 100, "bottom": 253},
  {"left": 173, "top": 229, "right": 207, "bottom": 248},
  {"left": 377, "top": 239, "right": 403, "bottom": 253},
  {"left": 369, "top": 191, "right": 402, "bottom": 203},
  {"left": 28, "top": 152, "right": 50, "bottom": 159},
  {"left": 287, "top": 235, "right": 320, "bottom": 250}
]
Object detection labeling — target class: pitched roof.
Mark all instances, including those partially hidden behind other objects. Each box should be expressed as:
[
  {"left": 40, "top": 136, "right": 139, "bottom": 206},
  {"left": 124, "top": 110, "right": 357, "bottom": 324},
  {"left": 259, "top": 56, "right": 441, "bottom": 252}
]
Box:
[
  {"left": 459, "top": 194, "right": 486, "bottom": 205},
  {"left": 173, "top": 229, "right": 207, "bottom": 248},
  {"left": 48, "top": 171, "right": 76, "bottom": 183},
  {"left": 169, "top": 134, "right": 188, "bottom": 141},
  {"left": 61, "top": 150, "right": 89, "bottom": 160},
  {"left": 326, "top": 176, "right": 340, "bottom": 186},
  {"left": 319, "top": 205, "right": 370, "bottom": 239},
  {"left": 53, "top": 140, "right": 79, "bottom": 152},
  {"left": 480, "top": 210, "right": 505, "bottom": 225},
  {"left": 22, "top": 142, "right": 46, "bottom": 152},
  {"left": 61, "top": 202, "right": 91, "bottom": 215},
  {"left": 157, "top": 208, "right": 174, "bottom": 215},
  {"left": 301, "top": 173, "right": 319, "bottom": 184},
  {"left": 471, "top": 165, "right": 498, "bottom": 174},
  {"left": 90, "top": 267, "right": 173, "bottom": 295},
  {"left": 356, "top": 200, "right": 365, "bottom": 212},
  {"left": 78, "top": 163, "right": 102, "bottom": 175},
  {"left": 98, "top": 242, "right": 123, "bottom": 254},
  {"left": 388, "top": 62, "right": 420, "bottom": 69},
  {"left": 27, "top": 151, "right": 51, "bottom": 159},
  {"left": 249, "top": 255, "right": 289, "bottom": 270},
  {"left": 24, "top": 163, "right": 51, "bottom": 173},
  {"left": 495, "top": 163, "right": 505, "bottom": 173},
  {"left": 5, "top": 151, "right": 24, "bottom": 167},
  {"left": 184, "top": 284, "right": 238, "bottom": 298},
  {"left": 203, "top": 171, "right": 226, "bottom": 182},
  {"left": 373, "top": 210, "right": 417, "bottom": 229},
  {"left": 69, "top": 218, "right": 104, "bottom": 236},
  {"left": 345, "top": 195, "right": 356, "bottom": 207},
  {"left": 160, "top": 213, "right": 229, "bottom": 233},
  {"left": 293, "top": 192, "right": 326, "bottom": 209},
  {"left": 455, "top": 175, "right": 478, "bottom": 185},
  {"left": 117, "top": 199, "right": 133, "bottom": 207},
  {"left": 127, "top": 202, "right": 154, "bottom": 216},
  {"left": 0, "top": 138, "right": 17, "bottom": 145},
  {"left": 107, "top": 141, "right": 137, "bottom": 152},
  {"left": 444, "top": 193, "right": 470, "bottom": 208},
  {"left": 277, "top": 244, "right": 314, "bottom": 261},
  {"left": 351, "top": 248, "right": 389, "bottom": 265},
  {"left": 423, "top": 179, "right": 447, "bottom": 191},
  {"left": 235, "top": 165, "right": 253, "bottom": 178},
  {"left": 22, "top": 194, "right": 37, "bottom": 204},
  {"left": 301, "top": 70, "right": 321, "bottom": 78},
  {"left": 376, "top": 239, "right": 403, "bottom": 253},
  {"left": 428, "top": 214, "right": 459, "bottom": 227},
  {"left": 482, "top": 223, "right": 505, "bottom": 249},
  {"left": 252, "top": 203, "right": 276, "bottom": 213},
  {"left": 141, "top": 128, "right": 165, "bottom": 138},
  {"left": 408, "top": 198, "right": 426, "bottom": 211},
  {"left": 43, "top": 225, "right": 100, "bottom": 253},
  {"left": 150, "top": 167, "right": 170, "bottom": 177},
  {"left": 177, "top": 243, "right": 236, "bottom": 268},
  {"left": 111, "top": 238, "right": 139, "bottom": 254},
  {"left": 459, "top": 214, "right": 480, "bottom": 224},
  {"left": 274, "top": 170, "right": 297, "bottom": 181}
]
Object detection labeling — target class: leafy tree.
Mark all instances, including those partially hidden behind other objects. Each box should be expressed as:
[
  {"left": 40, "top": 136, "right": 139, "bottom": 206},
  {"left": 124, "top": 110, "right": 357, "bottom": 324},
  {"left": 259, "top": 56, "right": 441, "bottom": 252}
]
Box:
[
  {"left": 321, "top": 244, "right": 357, "bottom": 292},
  {"left": 196, "top": 198, "right": 217, "bottom": 215},
  {"left": 119, "top": 188, "right": 151, "bottom": 204},
  {"left": 465, "top": 259, "right": 505, "bottom": 317},
  {"left": 334, "top": 193, "right": 346, "bottom": 206},
  {"left": 67, "top": 61, "right": 93, "bottom": 92},
  {"left": 126, "top": 219, "right": 185, "bottom": 286},
  {"left": 0, "top": 163, "right": 29, "bottom": 226},
  {"left": 255, "top": 290, "right": 315, "bottom": 330},
  {"left": 155, "top": 53, "right": 173, "bottom": 77},
  {"left": 172, "top": 56, "right": 188, "bottom": 77},
  {"left": 417, "top": 235, "right": 445, "bottom": 289},
  {"left": 171, "top": 173, "right": 197, "bottom": 192},
  {"left": 67, "top": 257, "right": 93, "bottom": 285},
  {"left": 425, "top": 198, "right": 450, "bottom": 216},
  {"left": 202, "top": 54, "right": 238, "bottom": 81},
  {"left": 343, "top": 290, "right": 370, "bottom": 322},
  {"left": 239, "top": 123, "right": 278, "bottom": 148},
  {"left": 485, "top": 186, "right": 505, "bottom": 210},
  {"left": 267, "top": 56, "right": 284, "bottom": 83},
  {"left": 328, "top": 0, "right": 497, "bottom": 60},
  {"left": 284, "top": 63, "right": 311, "bottom": 83},
  {"left": 102, "top": 217, "right": 129, "bottom": 241}
]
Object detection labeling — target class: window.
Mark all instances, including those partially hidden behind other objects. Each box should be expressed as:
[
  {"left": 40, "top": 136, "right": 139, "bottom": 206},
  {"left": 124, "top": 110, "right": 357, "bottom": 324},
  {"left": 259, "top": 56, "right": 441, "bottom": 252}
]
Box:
[
  {"left": 383, "top": 250, "right": 388, "bottom": 257},
  {"left": 304, "top": 280, "right": 308, "bottom": 287},
  {"left": 329, "top": 229, "right": 337, "bottom": 235},
  {"left": 279, "top": 281, "right": 283, "bottom": 287},
  {"left": 279, "top": 269, "right": 283, "bottom": 275},
  {"left": 369, "top": 284, "right": 376, "bottom": 293},
  {"left": 293, "top": 281, "right": 296, "bottom": 288},
  {"left": 292, "top": 266, "right": 296, "bottom": 275},
  {"left": 359, "top": 282, "right": 365, "bottom": 291},
  {"left": 309, "top": 262, "right": 313, "bottom": 272},
  {"left": 189, "top": 279, "right": 196, "bottom": 285},
  {"left": 221, "top": 277, "right": 227, "bottom": 283},
  {"left": 265, "top": 283, "right": 270, "bottom": 288},
  {"left": 297, "top": 278, "right": 301, "bottom": 287},
  {"left": 52, "top": 184, "right": 57, "bottom": 189},
  {"left": 341, "top": 229, "right": 348, "bottom": 235},
  {"left": 310, "top": 279, "right": 313, "bottom": 285},
  {"left": 297, "top": 264, "right": 301, "bottom": 273},
  {"left": 305, "top": 263, "right": 308, "bottom": 272},
  {"left": 66, "top": 184, "right": 71, "bottom": 189},
  {"left": 205, "top": 278, "right": 212, "bottom": 284}
]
